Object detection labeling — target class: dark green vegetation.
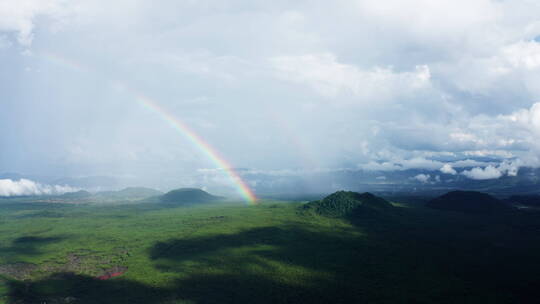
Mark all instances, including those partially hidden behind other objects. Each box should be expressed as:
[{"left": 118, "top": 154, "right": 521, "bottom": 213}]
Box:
[
  {"left": 427, "top": 190, "right": 513, "bottom": 214},
  {"left": 302, "top": 191, "right": 394, "bottom": 218},
  {"left": 157, "top": 188, "right": 222, "bottom": 205},
  {"left": 1, "top": 191, "right": 540, "bottom": 303}
]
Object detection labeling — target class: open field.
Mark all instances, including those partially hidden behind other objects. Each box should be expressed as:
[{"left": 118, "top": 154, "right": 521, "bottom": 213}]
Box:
[{"left": 1, "top": 198, "right": 540, "bottom": 303}]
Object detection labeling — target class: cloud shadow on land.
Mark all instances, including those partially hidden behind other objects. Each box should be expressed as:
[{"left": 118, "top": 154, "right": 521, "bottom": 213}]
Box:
[
  {"left": 149, "top": 225, "right": 365, "bottom": 275},
  {"left": 6, "top": 273, "right": 167, "bottom": 304},
  {"left": 148, "top": 209, "right": 540, "bottom": 304},
  {"left": 5, "top": 270, "right": 353, "bottom": 304},
  {"left": 145, "top": 224, "right": 414, "bottom": 303},
  {"left": 8, "top": 212, "right": 540, "bottom": 303},
  {"left": 1, "top": 236, "right": 66, "bottom": 258},
  {"left": 7, "top": 225, "right": 371, "bottom": 304}
]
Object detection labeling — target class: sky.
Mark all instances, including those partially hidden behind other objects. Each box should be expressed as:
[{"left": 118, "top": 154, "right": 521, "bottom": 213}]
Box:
[{"left": 1, "top": 0, "right": 540, "bottom": 194}]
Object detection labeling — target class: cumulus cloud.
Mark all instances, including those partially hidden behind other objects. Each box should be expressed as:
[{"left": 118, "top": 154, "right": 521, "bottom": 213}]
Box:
[
  {"left": 440, "top": 164, "right": 457, "bottom": 175},
  {"left": 359, "top": 156, "right": 447, "bottom": 171},
  {"left": 503, "top": 41, "right": 540, "bottom": 70},
  {"left": 413, "top": 174, "right": 431, "bottom": 183},
  {"left": 0, "top": 179, "right": 79, "bottom": 196},
  {"left": 0, "top": 0, "right": 70, "bottom": 46},
  {"left": 270, "top": 53, "right": 431, "bottom": 100},
  {"left": 461, "top": 166, "right": 502, "bottom": 180},
  {"left": 359, "top": 157, "right": 492, "bottom": 172},
  {"left": 460, "top": 159, "right": 522, "bottom": 180},
  {"left": 504, "top": 102, "right": 540, "bottom": 134}
]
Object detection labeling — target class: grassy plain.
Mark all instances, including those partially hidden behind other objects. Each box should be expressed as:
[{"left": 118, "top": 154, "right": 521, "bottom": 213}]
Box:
[{"left": 1, "top": 197, "right": 540, "bottom": 303}]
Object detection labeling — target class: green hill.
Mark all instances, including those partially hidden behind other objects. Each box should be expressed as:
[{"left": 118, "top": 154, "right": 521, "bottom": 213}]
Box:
[
  {"left": 158, "top": 188, "right": 222, "bottom": 205},
  {"left": 302, "top": 191, "right": 394, "bottom": 218},
  {"left": 427, "top": 191, "right": 513, "bottom": 214}
]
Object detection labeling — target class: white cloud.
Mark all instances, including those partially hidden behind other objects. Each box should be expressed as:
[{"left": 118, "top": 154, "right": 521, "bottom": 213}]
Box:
[
  {"left": 504, "top": 102, "right": 540, "bottom": 134},
  {"left": 496, "top": 160, "right": 521, "bottom": 177},
  {"left": 359, "top": 161, "right": 402, "bottom": 172},
  {"left": 270, "top": 53, "right": 431, "bottom": 100},
  {"left": 0, "top": 179, "right": 78, "bottom": 196},
  {"left": 359, "top": 157, "right": 489, "bottom": 172},
  {"left": 459, "top": 159, "right": 522, "bottom": 180},
  {"left": 440, "top": 164, "right": 457, "bottom": 175},
  {"left": 461, "top": 165, "right": 502, "bottom": 180},
  {"left": 503, "top": 41, "right": 540, "bottom": 70},
  {"left": 2, "top": 1, "right": 540, "bottom": 185},
  {"left": 413, "top": 174, "right": 431, "bottom": 183},
  {"left": 0, "top": 0, "right": 69, "bottom": 46}
]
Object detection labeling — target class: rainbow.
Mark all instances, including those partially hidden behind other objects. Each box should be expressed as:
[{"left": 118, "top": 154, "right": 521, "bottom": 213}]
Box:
[
  {"left": 37, "top": 52, "right": 257, "bottom": 204},
  {"left": 128, "top": 87, "right": 257, "bottom": 203},
  {"left": 37, "top": 51, "right": 87, "bottom": 72}
]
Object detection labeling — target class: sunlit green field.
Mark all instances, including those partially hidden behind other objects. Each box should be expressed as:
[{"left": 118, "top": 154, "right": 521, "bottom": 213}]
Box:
[{"left": 1, "top": 198, "right": 540, "bottom": 303}]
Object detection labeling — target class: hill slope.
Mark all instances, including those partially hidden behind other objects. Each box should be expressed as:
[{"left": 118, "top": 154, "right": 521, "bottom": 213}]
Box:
[
  {"left": 158, "top": 188, "right": 222, "bottom": 205},
  {"left": 504, "top": 195, "right": 540, "bottom": 207},
  {"left": 61, "top": 190, "right": 92, "bottom": 199},
  {"left": 96, "top": 187, "right": 163, "bottom": 200},
  {"left": 427, "top": 191, "right": 512, "bottom": 214},
  {"left": 303, "top": 191, "right": 394, "bottom": 218}
]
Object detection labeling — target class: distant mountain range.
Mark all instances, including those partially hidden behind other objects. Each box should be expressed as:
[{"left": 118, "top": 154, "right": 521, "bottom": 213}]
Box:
[
  {"left": 249, "top": 167, "right": 540, "bottom": 197},
  {"left": 3, "top": 166, "right": 540, "bottom": 198},
  {"left": 427, "top": 191, "right": 514, "bottom": 214},
  {"left": 50, "top": 187, "right": 163, "bottom": 202}
]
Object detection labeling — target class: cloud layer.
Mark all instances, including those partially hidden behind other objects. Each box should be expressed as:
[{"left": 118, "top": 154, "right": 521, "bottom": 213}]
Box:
[
  {"left": 1, "top": 1, "right": 540, "bottom": 190},
  {"left": 0, "top": 179, "right": 78, "bottom": 196},
  {"left": 0, "top": 0, "right": 68, "bottom": 47}
]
